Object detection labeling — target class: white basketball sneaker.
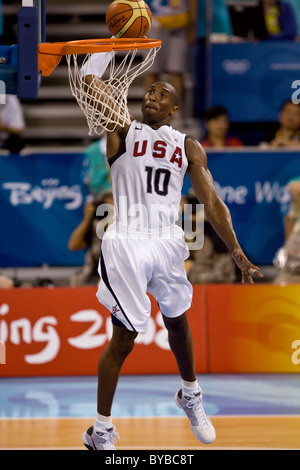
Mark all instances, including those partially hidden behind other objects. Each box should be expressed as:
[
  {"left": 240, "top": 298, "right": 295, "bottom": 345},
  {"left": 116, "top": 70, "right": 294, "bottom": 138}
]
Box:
[
  {"left": 82, "top": 425, "right": 119, "bottom": 450},
  {"left": 175, "top": 389, "right": 216, "bottom": 444}
]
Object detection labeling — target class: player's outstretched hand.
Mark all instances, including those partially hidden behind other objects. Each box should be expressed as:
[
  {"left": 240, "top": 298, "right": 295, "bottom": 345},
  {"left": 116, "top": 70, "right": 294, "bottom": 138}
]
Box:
[{"left": 231, "top": 249, "right": 264, "bottom": 284}]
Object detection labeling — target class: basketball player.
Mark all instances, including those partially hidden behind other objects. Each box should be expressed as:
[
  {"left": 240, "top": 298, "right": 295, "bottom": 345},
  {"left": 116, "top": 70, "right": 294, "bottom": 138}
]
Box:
[{"left": 81, "top": 74, "right": 263, "bottom": 450}]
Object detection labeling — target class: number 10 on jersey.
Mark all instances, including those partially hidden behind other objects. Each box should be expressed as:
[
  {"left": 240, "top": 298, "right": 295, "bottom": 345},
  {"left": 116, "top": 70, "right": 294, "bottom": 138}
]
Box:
[{"left": 145, "top": 166, "right": 171, "bottom": 196}]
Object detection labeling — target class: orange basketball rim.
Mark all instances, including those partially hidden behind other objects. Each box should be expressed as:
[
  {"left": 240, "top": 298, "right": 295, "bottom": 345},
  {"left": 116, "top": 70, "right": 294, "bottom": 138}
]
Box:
[{"left": 38, "top": 38, "right": 161, "bottom": 77}]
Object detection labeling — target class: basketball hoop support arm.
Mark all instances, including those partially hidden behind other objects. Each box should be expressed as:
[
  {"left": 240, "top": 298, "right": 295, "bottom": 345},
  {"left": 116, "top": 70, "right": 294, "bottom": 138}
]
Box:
[{"left": 17, "top": 1, "right": 46, "bottom": 99}]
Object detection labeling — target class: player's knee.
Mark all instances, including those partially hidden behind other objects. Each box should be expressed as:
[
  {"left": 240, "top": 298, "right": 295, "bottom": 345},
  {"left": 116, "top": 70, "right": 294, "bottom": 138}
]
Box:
[
  {"left": 110, "top": 327, "right": 137, "bottom": 360},
  {"left": 163, "top": 312, "right": 189, "bottom": 332}
]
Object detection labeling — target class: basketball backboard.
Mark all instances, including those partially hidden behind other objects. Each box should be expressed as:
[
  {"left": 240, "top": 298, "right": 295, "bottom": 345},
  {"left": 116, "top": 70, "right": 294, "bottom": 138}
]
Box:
[{"left": 0, "top": 0, "right": 46, "bottom": 100}]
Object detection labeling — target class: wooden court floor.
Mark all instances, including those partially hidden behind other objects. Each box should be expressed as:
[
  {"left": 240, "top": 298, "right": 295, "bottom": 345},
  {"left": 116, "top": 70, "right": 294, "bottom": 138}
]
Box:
[{"left": 1, "top": 416, "right": 300, "bottom": 450}]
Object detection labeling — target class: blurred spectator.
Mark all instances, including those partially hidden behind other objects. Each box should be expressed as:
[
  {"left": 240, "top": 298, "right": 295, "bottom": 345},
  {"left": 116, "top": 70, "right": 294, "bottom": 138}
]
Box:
[
  {"left": 197, "top": 0, "right": 232, "bottom": 39},
  {"left": 69, "top": 137, "right": 112, "bottom": 286},
  {"left": 194, "top": 0, "right": 232, "bottom": 114},
  {"left": 82, "top": 136, "right": 112, "bottom": 199},
  {"left": 251, "top": 0, "right": 297, "bottom": 41},
  {"left": 0, "top": 0, "right": 3, "bottom": 45},
  {"left": 273, "top": 178, "right": 300, "bottom": 284},
  {"left": 68, "top": 191, "right": 113, "bottom": 286},
  {"left": 0, "top": 271, "right": 14, "bottom": 288},
  {"left": 0, "top": 95, "right": 25, "bottom": 153},
  {"left": 259, "top": 100, "right": 300, "bottom": 149},
  {"left": 201, "top": 106, "right": 244, "bottom": 148},
  {"left": 183, "top": 192, "right": 236, "bottom": 284},
  {"left": 144, "top": 0, "right": 197, "bottom": 111},
  {"left": 287, "top": 0, "right": 300, "bottom": 36}
]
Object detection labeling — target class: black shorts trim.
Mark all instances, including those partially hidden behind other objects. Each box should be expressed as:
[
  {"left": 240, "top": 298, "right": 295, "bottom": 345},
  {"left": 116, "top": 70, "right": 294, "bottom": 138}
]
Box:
[
  {"left": 111, "top": 314, "right": 126, "bottom": 328},
  {"left": 100, "top": 253, "right": 137, "bottom": 332}
]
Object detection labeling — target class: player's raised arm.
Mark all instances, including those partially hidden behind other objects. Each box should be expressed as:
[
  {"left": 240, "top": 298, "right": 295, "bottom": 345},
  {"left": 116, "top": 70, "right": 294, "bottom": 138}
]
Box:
[
  {"left": 81, "top": 52, "right": 131, "bottom": 132},
  {"left": 186, "top": 137, "right": 263, "bottom": 284},
  {"left": 81, "top": 53, "right": 131, "bottom": 156}
]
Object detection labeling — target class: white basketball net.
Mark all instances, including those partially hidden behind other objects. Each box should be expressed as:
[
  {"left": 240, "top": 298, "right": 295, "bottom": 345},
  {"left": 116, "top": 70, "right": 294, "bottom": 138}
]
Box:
[{"left": 66, "top": 47, "right": 159, "bottom": 135}]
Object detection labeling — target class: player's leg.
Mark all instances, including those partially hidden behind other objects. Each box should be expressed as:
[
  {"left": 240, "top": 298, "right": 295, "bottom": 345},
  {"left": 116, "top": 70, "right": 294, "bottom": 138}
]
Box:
[
  {"left": 82, "top": 322, "right": 138, "bottom": 450},
  {"left": 151, "top": 235, "right": 215, "bottom": 444},
  {"left": 163, "top": 312, "right": 216, "bottom": 444},
  {"left": 83, "top": 233, "right": 151, "bottom": 449},
  {"left": 97, "top": 323, "right": 138, "bottom": 416},
  {"left": 162, "top": 312, "right": 196, "bottom": 382}
]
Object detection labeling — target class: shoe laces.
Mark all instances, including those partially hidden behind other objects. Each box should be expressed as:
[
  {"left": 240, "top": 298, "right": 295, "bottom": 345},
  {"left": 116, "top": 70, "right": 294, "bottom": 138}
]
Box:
[
  {"left": 97, "top": 426, "right": 120, "bottom": 450},
  {"left": 112, "top": 430, "right": 120, "bottom": 446},
  {"left": 186, "top": 395, "right": 211, "bottom": 429}
]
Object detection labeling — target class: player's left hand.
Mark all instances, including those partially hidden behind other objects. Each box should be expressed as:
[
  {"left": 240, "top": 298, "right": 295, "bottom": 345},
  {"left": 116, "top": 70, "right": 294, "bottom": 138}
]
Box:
[{"left": 231, "top": 249, "right": 264, "bottom": 284}]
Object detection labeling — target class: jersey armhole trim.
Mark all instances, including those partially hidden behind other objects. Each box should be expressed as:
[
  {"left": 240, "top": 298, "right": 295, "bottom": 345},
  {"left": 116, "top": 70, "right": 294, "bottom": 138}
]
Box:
[{"left": 107, "top": 141, "right": 126, "bottom": 168}]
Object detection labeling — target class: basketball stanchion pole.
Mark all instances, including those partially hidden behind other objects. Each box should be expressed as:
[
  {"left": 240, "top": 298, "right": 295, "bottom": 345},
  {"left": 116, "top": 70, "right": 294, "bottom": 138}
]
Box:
[{"left": 17, "top": 0, "right": 46, "bottom": 99}]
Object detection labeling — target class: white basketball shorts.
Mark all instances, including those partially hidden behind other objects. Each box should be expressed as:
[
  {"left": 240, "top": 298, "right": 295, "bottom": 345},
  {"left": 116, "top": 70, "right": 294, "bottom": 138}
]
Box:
[{"left": 96, "top": 223, "right": 193, "bottom": 333}]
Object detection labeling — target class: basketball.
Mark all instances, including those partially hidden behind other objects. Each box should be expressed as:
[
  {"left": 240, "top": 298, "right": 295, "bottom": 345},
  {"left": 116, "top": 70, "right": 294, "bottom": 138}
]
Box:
[{"left": 106, "top": 0, "right": 152, "bottom": 38}]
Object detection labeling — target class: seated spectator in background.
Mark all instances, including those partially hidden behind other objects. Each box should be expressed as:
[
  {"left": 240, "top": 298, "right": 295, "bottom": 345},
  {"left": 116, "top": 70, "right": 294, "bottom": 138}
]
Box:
[
  {"left": 197, "top": 0, "right": 233, "bottom": 39},
  {"left": 201, "top": 106, "right": 244, "bottom": 148},
  {"left": 183, "top": 192, "right": 236, "bottom": 284},
  {"left": 82, "top": 136, "right": 111, "bottom": 199},
  {"left": 273, "top": 178, "right": 300, "bottom": 284},
  {"left": 287, "top": 0, "right": 300, "bottom": 36},
  {"left": 0, "top": 271, "right": 14, "bottom": 288},
  {"left": 68, "top": 191, "right": 113, "bottom": 286},
  {"left": 251, "top": 0, "right": 297, "bottom": 41},
  {"left": 260, "top": 100, "right": 300, "bottom": 148},
  {"left": 69, "top": 137, "right": 113, "bottom": 286},
  {"left": 0, "top": 0, "right": 3, "bottom": 45},
  {"left": 0, "top": 95, "right": 25, "bottom": 153},
  {"left": 195, "top": 0, "right": 232, "bottom": 114}
]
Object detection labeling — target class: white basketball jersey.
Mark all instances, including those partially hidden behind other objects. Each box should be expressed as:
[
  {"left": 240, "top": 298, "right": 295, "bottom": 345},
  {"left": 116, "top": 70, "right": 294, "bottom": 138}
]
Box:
[{"left": 108, "top": 120, "right": 188, "bottom": 232}]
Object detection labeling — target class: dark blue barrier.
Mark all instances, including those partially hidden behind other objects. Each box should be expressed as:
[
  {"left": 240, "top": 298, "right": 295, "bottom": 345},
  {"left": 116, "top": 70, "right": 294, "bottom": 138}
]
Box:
[
  {"left": 0, "top": 152, "right": 87, "bottom": 267},
  {"left": 183, "top": 149, "right": 300, "bottom": 265},
  {"left": 210, "top": 42, "right": 300, "bottom": 122},
  {"left": 0, "top": 150, "right": 299, "bottom": 267}
]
